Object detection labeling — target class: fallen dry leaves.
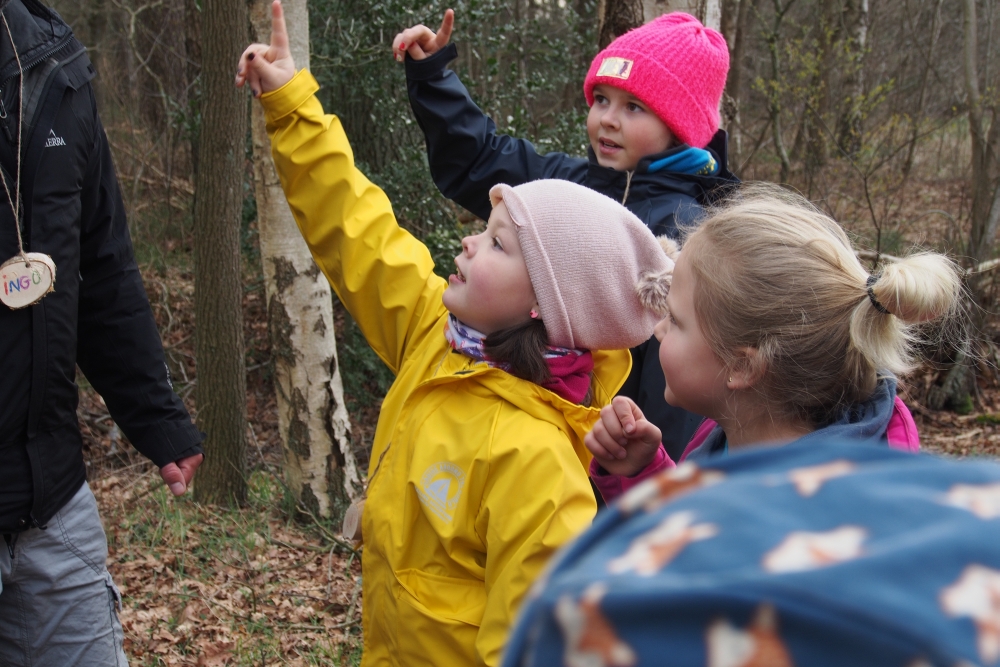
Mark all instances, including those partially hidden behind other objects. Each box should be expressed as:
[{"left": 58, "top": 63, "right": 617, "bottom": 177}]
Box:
[{"left": 92, "top": 470, "right": 363, "bottom": 666}]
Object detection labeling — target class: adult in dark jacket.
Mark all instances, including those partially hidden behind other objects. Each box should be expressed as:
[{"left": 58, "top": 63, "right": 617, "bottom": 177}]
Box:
[
  {"left": 397, "top": 13, "right": 740, "bottom": 460},
  {"left": 0, "top": 0, "right": 203, "bottom": 664}
]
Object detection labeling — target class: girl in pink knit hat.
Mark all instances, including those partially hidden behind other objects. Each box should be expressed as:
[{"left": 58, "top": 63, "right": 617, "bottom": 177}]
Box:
[
  {"left": 393, "top": 10, "right": 740, "bottom": 466},
  {"left": 237, "top": 5, "right": 674, "bottom": 664}
]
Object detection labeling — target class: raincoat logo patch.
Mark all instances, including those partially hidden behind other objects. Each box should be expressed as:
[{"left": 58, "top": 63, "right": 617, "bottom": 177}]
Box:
[{"left": 417, "top": 462, "right": 466, "bottom": 522}]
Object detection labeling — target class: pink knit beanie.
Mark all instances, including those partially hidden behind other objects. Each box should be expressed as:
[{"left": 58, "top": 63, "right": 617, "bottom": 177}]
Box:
[
  {"left": 489, "top": 180, "right": 675, "bottom": 351},
  {"left": 583, "top": 13, "right": 729, "bottom": 149}
]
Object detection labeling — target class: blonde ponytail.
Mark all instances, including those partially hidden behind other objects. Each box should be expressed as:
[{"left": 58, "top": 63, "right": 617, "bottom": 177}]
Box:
[
  {"left": 850, "top": 253, "right": 962, "bottom": 379},
  {"left": 684, "top": 183, "right": 961, "bottom": 427},
  {"left": 868, "top": 253, "right": 960, "bottom": 324}
]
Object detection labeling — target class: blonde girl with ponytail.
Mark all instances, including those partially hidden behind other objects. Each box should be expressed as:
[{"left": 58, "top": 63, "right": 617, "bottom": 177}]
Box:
[{"left": 586, "top": 184, "right": 962, "bottom": 493}]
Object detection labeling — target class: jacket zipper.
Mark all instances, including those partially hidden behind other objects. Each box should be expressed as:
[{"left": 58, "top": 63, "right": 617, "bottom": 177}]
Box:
[
  {"left": 0, "top": 31, "right": 75, "bottom": 147},
  {"left": 0, "top": 96, "right": 10, "bottom": 143}
]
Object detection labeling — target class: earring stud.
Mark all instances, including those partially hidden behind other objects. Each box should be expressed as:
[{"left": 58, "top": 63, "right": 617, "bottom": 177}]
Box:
[{"left": 530, "top": 309, "right": 539, "bottom": 319}]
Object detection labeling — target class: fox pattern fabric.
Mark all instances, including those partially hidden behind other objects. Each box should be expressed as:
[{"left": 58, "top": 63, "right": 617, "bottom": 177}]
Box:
[{"left": 502, "top": 441, "right": 1000, "bottom": 667}]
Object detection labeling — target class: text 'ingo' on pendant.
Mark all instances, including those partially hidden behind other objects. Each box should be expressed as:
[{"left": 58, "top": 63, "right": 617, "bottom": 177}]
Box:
[{"left": 0, "top": 252, "right": 56, "bottom": 309}]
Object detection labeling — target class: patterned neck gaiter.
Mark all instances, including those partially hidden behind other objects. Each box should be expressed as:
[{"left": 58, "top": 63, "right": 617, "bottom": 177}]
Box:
[{"left": 444, "top": 314, "right": 593, "bottom": 404}]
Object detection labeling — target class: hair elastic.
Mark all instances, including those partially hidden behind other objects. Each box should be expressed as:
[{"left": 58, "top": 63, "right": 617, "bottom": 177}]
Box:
[{"left": 866, "top": 275, "right": 892, "bottom": 315}]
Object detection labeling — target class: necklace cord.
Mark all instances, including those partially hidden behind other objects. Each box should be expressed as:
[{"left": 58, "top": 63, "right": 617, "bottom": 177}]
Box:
[{"left": 0, "top": 11, "right": 25, "bottom": 264}]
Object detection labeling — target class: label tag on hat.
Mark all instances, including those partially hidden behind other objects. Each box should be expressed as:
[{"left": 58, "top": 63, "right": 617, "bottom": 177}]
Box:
[
  {"left": 0, "top": 252, "right": 56, "bottom": 309},
  {"left": 597, "top": 57, "right": 633, "bottom": 80}
]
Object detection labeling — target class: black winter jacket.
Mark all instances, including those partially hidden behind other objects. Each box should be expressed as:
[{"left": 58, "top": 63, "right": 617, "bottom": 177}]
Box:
[
  {"left": 406, "top": 44, "right": 739, "bottom": 460},
  {"left": 0, "top": 0, "right": 202, "bottom": 533}
]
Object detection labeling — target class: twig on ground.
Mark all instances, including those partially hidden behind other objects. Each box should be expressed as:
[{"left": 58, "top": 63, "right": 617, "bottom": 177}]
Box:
[
  {"left": 294, "top": 502, "right": 361, "bottom": 557},
  {"left": 332, "top": 576, "right": 363, "bottom": 632}
]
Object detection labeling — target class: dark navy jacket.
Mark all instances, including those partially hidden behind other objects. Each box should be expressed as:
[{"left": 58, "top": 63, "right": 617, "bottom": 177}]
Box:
[
  {"left": 0, "top": 0, "right": 202, "bottom": 532},
  {"left": 406, "top": 44, "right": 739, "bottom": 459}
]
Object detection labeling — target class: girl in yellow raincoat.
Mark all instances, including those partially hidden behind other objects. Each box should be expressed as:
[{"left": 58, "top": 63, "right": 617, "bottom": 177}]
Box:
[{"left": 237, "top": 4, "right": 675, "bottom": 665}]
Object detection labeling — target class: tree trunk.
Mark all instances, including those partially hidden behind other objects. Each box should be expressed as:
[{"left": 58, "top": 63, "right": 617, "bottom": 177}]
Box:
[
  {"left": 765, "top": 0, "right": 794, "bottom": 183},
  {"left": 902, "top": 0, "right": 943, "bottom": 178},
  {"left": 642, "top": 0, "right": 721, "bottom": 29},
  {"left": 83, "top": 0, "right": 109, "bottom": 107},
  {"left": 598, "top": 0, "right": 644, "bottom": 48},
  {"left": 926, "top": 338, "right": 972, "bottom": 412},
  {"left": 249, "top": 0, "right": 361, "bottom": 521},
  {"left": 964, "top": 0, "right": 1000, "bottom": 264},
  {"left": 801, "top": 0, "right": 839, "bottom": 178},
  {"left": 836, "top": 0, "right": 868, "bottom": 156},
  {"left": 192, "top": 0, "right": 249, "bottom": 506},
  {"left": 720, "top": 0, "right": 739, "bottom": 50},
  {"left": 725, "top": 0, "right": 755, "bottom": 161},
  {"left": 599, "top": 0, "right": 721, "bottom": 53},
  {"left": 184, "top": 0, "right": 202, "bottom": 175}
]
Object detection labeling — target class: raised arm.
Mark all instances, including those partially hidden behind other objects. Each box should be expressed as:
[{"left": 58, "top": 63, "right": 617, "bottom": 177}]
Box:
[
  {"left": 398, "top": 11, "right": 586, "bottom": 220},
  {"left": 240, "top": 1, "right": 445, "bottom": 373},
  {"left": 262, "top": 74, "right": 445, "bottom": 372}
]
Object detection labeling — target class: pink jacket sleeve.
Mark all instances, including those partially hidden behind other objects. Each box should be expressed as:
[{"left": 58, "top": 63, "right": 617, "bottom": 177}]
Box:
[
  {"left": 591, "top": 402, "right": 919, "bottom": 506},
  {"left": 589, "top": 445, "right": 676, "bottom": 504}
]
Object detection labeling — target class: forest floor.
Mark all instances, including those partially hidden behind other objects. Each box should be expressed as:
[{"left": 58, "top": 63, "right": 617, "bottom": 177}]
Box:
[{"left": 78, "top": 172, "right": 1000, "bottom": 666}]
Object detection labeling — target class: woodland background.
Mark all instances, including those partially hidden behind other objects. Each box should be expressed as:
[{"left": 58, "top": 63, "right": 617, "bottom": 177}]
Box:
[{"left": 40, "top": 0, "right": 1000, "bottom": 663}]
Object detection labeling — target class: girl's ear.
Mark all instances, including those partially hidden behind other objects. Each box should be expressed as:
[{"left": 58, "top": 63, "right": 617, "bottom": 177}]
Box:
[{"left": 727, "top": 347, "right": 765, "bottom": 390}]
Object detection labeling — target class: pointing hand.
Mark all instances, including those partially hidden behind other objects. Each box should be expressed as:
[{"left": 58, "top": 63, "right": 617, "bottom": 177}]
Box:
[
  {"left": 235, "top": 0, "right": 296, "bottom": 96},
  {"left": 391, "top": 9, "right": 455, "bottom": 63}
]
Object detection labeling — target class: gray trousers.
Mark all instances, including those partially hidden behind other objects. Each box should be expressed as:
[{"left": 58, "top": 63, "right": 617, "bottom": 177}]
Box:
[{"left": 0, "top": 482, "right": 129, "bottom": 667}]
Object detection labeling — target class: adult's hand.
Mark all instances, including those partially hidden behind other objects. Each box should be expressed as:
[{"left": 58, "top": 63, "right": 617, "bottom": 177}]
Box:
[
  {"left": 391, "top": 9, "right": 454, "bottom": 62},
  {"left": 159, "top": 453, "right": 204, "bottom": 496},
  {"left": 235, "top": 0, "right": 296, "bottom": 96}
]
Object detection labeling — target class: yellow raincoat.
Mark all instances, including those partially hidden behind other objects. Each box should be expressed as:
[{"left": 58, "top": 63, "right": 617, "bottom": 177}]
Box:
[{"left": 261, "top": 71, "right": 632, "bottom": 667}]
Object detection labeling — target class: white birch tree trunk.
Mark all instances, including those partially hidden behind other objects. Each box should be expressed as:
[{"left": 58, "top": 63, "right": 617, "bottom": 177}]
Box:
[{"left": 249, "top": 0, "right": 361, "bottom": 519}]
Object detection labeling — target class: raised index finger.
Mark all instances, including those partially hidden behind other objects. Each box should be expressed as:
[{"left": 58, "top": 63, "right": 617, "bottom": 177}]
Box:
[
  {"left": 435, "top": 9, "right": 455, "bottom": 49},
  {"left": 270, "top": 0, "right": 290, "bottom": 54}
]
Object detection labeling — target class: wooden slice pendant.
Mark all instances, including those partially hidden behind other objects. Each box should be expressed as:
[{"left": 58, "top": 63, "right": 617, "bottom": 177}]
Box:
[
  {"left": 0, "top": 252, "right": 56, "bottom": 309},
  {"left": 342, "top": 498, "right": 365, "bottom": 543}
]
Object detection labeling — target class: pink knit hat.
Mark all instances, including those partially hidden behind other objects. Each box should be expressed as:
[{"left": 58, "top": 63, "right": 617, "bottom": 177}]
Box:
[
  {"left": 489, "top": 180, "right": 675, "bottom": 350},
  {"left": 583, "top": 13, "right": 729, "bottom": 149}
]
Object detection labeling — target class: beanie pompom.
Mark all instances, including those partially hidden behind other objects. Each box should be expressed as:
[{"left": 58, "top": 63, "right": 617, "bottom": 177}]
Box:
[
  {"left": 636, "top": 268, "right": 672, "bottom": 316},
  {"left": 658, "top": 236, "right": 680, "bottom": 262},
  {"left": 638, "top": 237, "right": 678, "bottom": 315}
]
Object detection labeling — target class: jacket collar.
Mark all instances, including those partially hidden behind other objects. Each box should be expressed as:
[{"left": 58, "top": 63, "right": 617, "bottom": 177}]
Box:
[
  {"left": 0, "top": 0, "right": 69, "bottom": 86},
  {"left": 430, "top": 334, "right": 632, "bottom": 446},
  {"left": 585, "top": 129, "right": 738, "bottom": 203},
  {"left": 686, "top": 377, "right": 900, "bottom": 462}
]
